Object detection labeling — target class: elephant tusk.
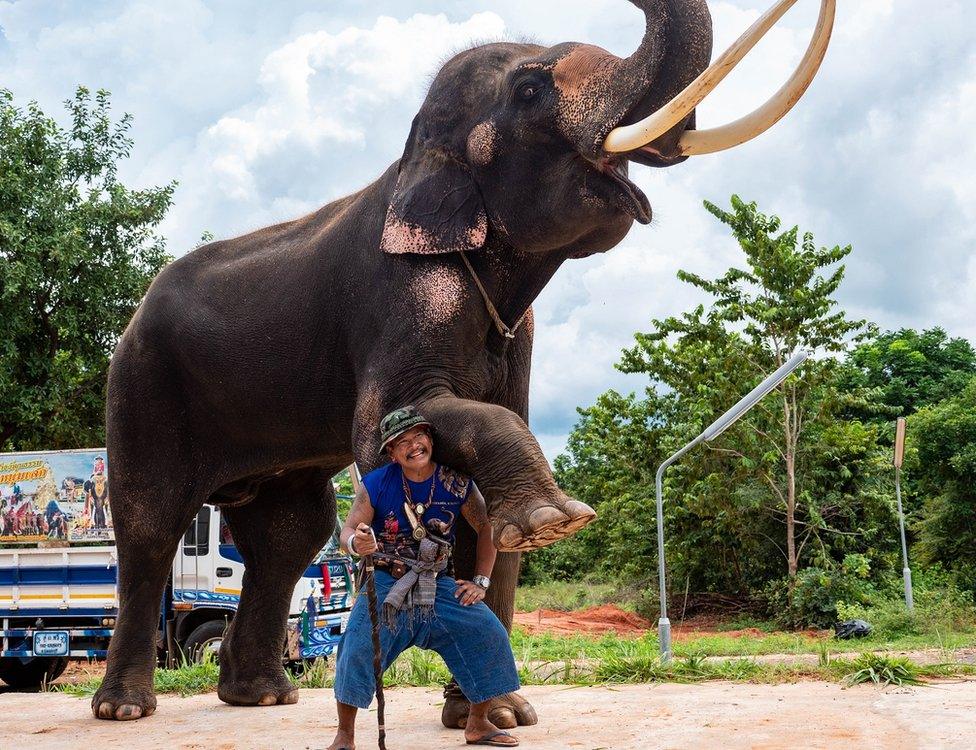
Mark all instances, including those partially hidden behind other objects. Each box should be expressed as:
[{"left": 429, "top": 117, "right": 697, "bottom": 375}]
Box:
[{"left": 602, "top": 0, "right": 835, "bottom": 156}]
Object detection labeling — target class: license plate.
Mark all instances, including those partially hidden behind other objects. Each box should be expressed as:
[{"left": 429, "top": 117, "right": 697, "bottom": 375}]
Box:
[{"left": 34, "top": 631, "right": 69, "bottom": 657}]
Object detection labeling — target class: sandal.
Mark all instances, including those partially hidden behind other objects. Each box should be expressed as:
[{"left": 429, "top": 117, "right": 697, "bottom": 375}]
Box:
[{"left": 466, "top": 730, "right": 519, "bottom": 747}]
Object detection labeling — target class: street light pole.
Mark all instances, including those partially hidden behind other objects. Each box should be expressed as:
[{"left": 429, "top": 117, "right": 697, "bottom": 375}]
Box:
[
  {"left": 654, "top": 351, "right": 809, "bottom": 663},
  {"left": 893, "top": 417, "right": 913, "bottom": 611}
]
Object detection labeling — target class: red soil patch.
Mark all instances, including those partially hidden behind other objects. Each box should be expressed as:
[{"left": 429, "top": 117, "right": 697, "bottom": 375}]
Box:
[
  {"left": 514, "top": 607, "right": 829, "bottom": 642},
  {"left": 513, "top": 605, "right": 651, "bottom": 637}
]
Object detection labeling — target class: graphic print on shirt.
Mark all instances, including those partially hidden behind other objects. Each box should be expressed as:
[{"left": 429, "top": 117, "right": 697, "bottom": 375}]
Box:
[
  {"left": 381, "top": 512, "right": 400, "bottom": 547},
  {"left": 438, "top": 465, "right": 470, "bottom": 500},
  {"left": 363, "top": 462, "right": 472, "bottom": 561}
]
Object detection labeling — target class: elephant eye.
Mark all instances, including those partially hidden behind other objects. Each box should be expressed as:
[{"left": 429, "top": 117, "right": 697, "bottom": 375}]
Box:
[{"left": 516, "top": 82, "right": 539, "bottom": 102}]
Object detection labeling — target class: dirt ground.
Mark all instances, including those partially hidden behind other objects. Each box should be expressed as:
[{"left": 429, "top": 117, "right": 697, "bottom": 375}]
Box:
[
  {"left": 2, "top": 681, "right": 975, "bottom": 749},
  {"left": 511, "top": 605, "right": 827, "bottom": 641}
]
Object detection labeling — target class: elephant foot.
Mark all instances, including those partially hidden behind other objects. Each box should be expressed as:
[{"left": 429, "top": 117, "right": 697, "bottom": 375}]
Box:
[
  {"left": 494, "top": 497, "right": 596, "bottom": 552},
  {"left": 217, "top": 669, "right": 299, "bottom": 707},
  {"left": 442, "top": 681, "right": 538, "bottom": 729},
  {"left": 91, "top": 680, "right": 157, "bottom": 721},
  {"left": 218, "top": 632, "right": 299, "bottom": 706}
]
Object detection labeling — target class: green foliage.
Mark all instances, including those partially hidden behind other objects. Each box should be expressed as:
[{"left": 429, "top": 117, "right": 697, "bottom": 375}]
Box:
[
  {"left": 910, "top": 376, "right": 976, "bottom": 594},
  {"left": 522, "top": 389, "right": 667, "bottom": 585},
  {"left": 763, "top": 566, "right": 874, "bottom": 629},
  {"left": 836, "top": 568, "right": 976, "bottom": 639},
  {"left": 0, "top": 86, "right": 174, "bottom": 450},
  {"left": 617, "top": 196, "right": 875, "bottom": 583},
  {"left": 841, "top": 652, "right": 922, "bottom": 686},
  {"left": 331, "top": 468, "right": 356, "bottom": 522},
  {"left": 840, "top": 328, "right": 976, "bottom": 421},
  {"left": 550, "top": 196, "right": 891, "bottom": 613},
  {"left": 513, "top": 580, "right": 621, "bottom": 612}
]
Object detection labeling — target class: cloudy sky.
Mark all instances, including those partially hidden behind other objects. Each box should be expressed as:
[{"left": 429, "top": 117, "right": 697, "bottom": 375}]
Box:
[{"left": 2, "top": 1, "right": 973, "bottom": 460}]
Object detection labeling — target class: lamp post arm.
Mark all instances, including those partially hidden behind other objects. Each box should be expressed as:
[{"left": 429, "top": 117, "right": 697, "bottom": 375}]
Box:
[{"left": 655, "top": 435, "right": 705, "bottom": 622}]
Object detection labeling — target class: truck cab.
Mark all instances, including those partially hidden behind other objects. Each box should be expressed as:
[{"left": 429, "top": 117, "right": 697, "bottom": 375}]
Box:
[{"left": 169, "top": 505, "right": 355, "bottom": 664}]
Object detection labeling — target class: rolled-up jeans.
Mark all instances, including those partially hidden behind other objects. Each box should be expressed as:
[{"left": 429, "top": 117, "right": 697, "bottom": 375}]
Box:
[{"left": 333, "top": 569, "right": 520, "bottom": 708}]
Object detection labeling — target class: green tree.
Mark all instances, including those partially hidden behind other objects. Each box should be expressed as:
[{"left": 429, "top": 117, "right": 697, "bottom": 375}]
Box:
[
  {"left": 910, "top": 375, "right": 976, "bottom": 594},
  {"left": 840, "top": 328, "right": 976, "bottom": 421},
  {"left": 0, "top": 87, "right": 173, "bottom": 450},
  {"left": 619, "top": 196, "right": 871, "bottom": 578}
]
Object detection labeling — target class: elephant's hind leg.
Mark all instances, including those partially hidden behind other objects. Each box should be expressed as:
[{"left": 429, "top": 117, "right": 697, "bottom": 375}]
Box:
[
  {"left": 92, "top": 471, "right": 201, "bottom": 720},
  {"left": 216, "top": 467, "right": 336, "bottom": 707}
]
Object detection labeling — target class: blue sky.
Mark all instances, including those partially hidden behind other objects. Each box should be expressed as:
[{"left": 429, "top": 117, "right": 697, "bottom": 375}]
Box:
[{"left": 2, "top": 1, "right": 974, "bottom": 461}]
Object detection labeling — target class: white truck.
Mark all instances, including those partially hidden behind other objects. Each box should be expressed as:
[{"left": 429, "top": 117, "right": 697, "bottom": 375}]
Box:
[{"left": 0, "top": 449, "right": 355, "bottom": 688}]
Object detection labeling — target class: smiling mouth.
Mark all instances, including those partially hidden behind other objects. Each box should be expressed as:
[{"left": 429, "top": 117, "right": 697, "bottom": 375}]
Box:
[
  {"left": 591, "top": 156, "right": 651, "bottom": 225},
  {"left": 407, "top": 447, "right": 427, "bottom": 460}
]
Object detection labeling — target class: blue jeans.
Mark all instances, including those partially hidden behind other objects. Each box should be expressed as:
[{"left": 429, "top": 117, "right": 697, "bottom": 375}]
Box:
[{"left": 333, "top": 570, "right": 520, "bottom": 708}]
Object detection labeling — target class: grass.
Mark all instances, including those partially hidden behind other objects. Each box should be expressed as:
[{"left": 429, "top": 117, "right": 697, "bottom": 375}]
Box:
[
  {"left": 509, "top": 625, "right": 976, "bottom": 662},
  {"left": 59, "top": 655, "right": 222, "bottom": 698},
  {"left": 52, "top": 582, "right": 976, "bottom": 698},
  {"left": 56, "top": 632, "right": 976, "bottom": 699},
  {"left": 840, "top": 653, "right": 923, "bottom": 687}
]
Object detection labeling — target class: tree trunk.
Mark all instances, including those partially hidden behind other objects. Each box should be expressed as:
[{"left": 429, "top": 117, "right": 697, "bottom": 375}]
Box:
[
  {"left": 785, "top": 448, "right": 797, "bottom": 577},
  {"left": 783, "top": 389, "right": 798, "bottom": 578}
]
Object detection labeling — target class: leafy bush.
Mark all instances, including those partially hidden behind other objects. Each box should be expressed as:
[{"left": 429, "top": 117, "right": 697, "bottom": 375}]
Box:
[
  {"left": 763, "top": 566, "right": 873, "bottom": 629},
  {"left": 836, "top": 567, "right": 975, "bottom": 639},
  {"left": 911, "top": 377, "right": 976, "bottom": 596}
]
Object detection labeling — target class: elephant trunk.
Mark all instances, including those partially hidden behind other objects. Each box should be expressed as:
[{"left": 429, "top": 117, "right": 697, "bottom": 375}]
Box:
[
  {"left": 603, "top": 0, "right": 838, "bottom": 158},
  {"left": 421, "top": 397, "right": 596, "bottom": 552},
  {"left": 556, "top": 0, "right": 712, "bottom": 161}
]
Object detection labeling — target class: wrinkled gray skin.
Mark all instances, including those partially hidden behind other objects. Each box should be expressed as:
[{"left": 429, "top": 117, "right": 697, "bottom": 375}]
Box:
[{"left": 93, "top": 0, "right": 711, "bottom": 725}]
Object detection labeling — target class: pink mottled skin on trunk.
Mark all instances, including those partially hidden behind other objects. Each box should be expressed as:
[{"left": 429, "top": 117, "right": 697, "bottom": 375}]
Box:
[{"left": 552, "top": 45, "right": 625, "bottom": 136}]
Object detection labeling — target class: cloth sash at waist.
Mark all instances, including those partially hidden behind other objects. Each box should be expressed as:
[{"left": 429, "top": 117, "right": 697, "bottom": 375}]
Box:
[{"left": 378, "top": 538, "right": 449, "bottom": 631}]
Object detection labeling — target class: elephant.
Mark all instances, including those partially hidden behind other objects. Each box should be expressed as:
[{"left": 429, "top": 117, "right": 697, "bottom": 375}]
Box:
[{"left": 93, "top": 0, "right": 834, "bottom": 724}]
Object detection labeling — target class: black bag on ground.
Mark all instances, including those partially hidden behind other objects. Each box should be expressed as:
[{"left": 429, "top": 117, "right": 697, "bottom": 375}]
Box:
[{"left": 834, "top": 619, "right": 872, "bottom": 639}]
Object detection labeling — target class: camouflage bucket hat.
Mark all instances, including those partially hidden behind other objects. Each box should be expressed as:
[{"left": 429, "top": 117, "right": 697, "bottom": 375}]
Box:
[{"left": 378, "top": 405, "right": 431, "bottom": 454}]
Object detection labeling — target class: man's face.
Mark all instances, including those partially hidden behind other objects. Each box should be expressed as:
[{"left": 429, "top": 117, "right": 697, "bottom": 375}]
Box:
[{"left": 387, "top": 427, "right": 433, "bottom": 472}]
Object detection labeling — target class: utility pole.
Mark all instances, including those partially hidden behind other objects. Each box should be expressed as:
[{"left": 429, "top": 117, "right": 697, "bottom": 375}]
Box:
[{"left": 893, "top": 417, "right": 914, "bottom": 611}]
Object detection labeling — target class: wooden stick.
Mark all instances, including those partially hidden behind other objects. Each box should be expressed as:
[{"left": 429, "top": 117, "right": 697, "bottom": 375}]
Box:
[{"left": 363, "top": 529, "right": 387, "bottom": 750}]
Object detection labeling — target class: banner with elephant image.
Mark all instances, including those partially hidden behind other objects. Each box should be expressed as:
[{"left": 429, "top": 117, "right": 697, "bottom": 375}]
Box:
[{"left": 0, "top": 449, "right": 113, "bottom": 544}]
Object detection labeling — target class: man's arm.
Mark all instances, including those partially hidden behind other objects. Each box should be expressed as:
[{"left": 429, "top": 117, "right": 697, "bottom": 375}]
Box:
[
  {"left": 340, "top": 485, "right": 377, "bottom": 556},
  {"left": 457, "top": 483, "right": 495, "bottom": 605}
]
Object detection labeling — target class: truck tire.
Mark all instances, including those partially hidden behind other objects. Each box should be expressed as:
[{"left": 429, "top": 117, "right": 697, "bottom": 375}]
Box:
[
  {"left": 0, "top": 656, "right": 69, "bottom": 688},
  {"left": 182, "top": 620, "right": 228, "bottom": 664}
]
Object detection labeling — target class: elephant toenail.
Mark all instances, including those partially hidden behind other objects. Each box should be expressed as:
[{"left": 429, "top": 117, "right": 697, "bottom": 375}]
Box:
[
  {"left": 258, "top": 694, "right": 277, "bottom": 706},
  {"left": 496, "top": 523, "right": 523, "bottom": 550}
]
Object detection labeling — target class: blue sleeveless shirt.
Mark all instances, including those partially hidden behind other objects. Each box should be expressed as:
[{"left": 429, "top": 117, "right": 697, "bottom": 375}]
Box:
[{"left": 362, "top": 462, "right": 472, "bottom": 558}]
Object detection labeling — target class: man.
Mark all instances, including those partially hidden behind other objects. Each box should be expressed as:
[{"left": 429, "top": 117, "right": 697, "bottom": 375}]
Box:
[{"left": 327, "top": 406, "right": 520, "bottom": 749}]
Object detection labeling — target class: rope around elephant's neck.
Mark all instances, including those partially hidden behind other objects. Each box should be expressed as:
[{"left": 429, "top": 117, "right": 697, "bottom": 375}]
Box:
[{"left": 459, "top": 251, "right": 527, "bottom": 340}]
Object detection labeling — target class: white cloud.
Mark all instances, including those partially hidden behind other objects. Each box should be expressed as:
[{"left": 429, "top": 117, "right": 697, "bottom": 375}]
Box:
[{"left": 157, "top": 12, "right": 506, "bottom": 247}]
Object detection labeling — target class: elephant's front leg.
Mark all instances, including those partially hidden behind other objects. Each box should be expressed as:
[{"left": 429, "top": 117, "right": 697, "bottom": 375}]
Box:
[{"left": 421, "top": 395, "right": 595, "bottom": 551}]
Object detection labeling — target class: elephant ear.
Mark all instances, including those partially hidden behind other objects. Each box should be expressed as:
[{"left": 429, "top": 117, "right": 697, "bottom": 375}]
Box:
[{"left": 380, "top": 137, "right": 487, "bottom": 255}]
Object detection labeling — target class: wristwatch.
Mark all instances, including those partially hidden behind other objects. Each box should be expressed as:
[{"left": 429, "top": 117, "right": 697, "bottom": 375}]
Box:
[{"left": 473, "top": 575, "right": 491, "bottom": 590}]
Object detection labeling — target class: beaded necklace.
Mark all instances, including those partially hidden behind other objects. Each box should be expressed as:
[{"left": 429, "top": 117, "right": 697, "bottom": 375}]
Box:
[{"left": 401, "top": 465, "right": 437, "bottom": 540}]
